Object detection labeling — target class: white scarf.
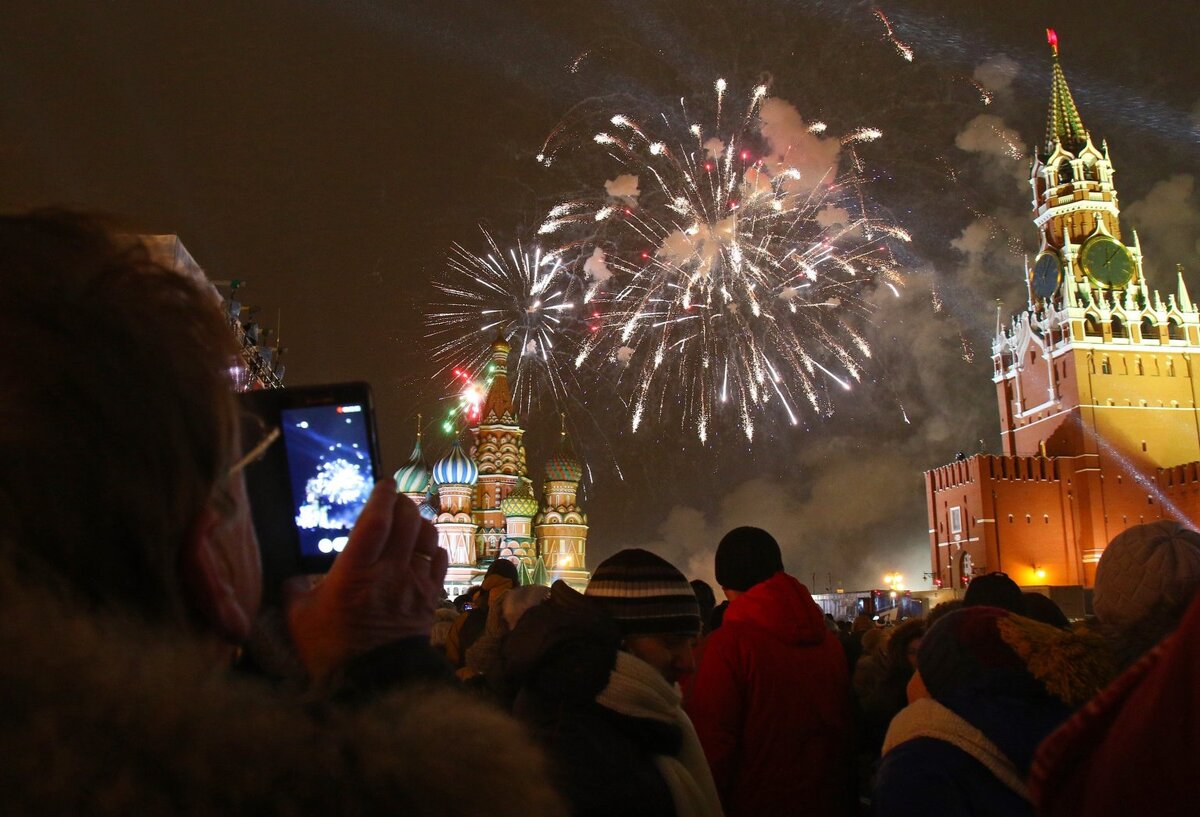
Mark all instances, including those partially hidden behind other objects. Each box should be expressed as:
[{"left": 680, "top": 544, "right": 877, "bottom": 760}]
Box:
[
  {"left": 883, "top": 697, "right": 1030, "bottom": 800},
  {"left": 595, "top": 651, "right": 725, "bottom": 817}
]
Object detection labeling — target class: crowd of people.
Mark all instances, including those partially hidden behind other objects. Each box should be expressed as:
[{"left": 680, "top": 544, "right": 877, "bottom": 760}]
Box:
[{"left": 2, "top": 210, "right": 1199, "bottom": 816}]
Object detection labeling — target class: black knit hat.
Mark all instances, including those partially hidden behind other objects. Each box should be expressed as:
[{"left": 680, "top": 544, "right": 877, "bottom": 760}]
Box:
[
  {"left": 585, "top": 549, "right": 701, "bottom": 636},
  {"left": 485, "top": 557, "right": 519, "bottom": 583},
  {"left": 715, "top": 526, "right": 784, "bottom": 591},
  {"left": 963, "top": 571, "right": 1023, "bottom": 612}
]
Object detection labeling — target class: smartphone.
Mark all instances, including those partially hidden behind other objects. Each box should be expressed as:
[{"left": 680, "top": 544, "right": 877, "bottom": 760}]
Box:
[{"left": 237, "top": 382, "right": 382, "bottom": 598}]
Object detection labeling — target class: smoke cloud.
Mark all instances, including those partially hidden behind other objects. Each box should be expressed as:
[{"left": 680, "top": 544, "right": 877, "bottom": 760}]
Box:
[
  {"left": 974, "top": 56, "right": 1020, "bottom": 95},
  {"left": 1124, "top": 174, "right": 1200, "bottom": 280},
  {"left": 757, "top": 97, "right": 841, "bottom": 192},
  {"left": 816, "top": 205, "right": 851, "bottom": 228},
  {"left": 604, "top": 173, "right": 640, "bottom": 202},
  {"left": 583, "top": 246, "right": 614, "bottom": 285},
  {"left": 955, "top": 114, "right": 1027, "bottom": 189}
]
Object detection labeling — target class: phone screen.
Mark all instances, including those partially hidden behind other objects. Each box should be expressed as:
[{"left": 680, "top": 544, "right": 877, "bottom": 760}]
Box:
[{"left": 280, "top": 402, "right": 375, "bottom": 558}]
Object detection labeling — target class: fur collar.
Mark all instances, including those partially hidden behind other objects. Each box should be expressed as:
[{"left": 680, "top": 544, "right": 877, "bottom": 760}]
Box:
[{"left": 0, "top": 580, "right": 563, "bottom": 816}]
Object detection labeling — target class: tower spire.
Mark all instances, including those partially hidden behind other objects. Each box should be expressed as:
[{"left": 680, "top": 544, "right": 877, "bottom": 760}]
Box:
[
  {"left": 1043, "top": 29, "right": 1088, "bottom": 157},
  {"left": 1178, "top": 265, "right": 1194, "bottom": 312}
]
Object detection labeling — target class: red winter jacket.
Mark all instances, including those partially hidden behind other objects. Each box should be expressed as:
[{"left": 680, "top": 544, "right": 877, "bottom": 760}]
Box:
[
  {"left": 686, "top": 572, "right": 851, "bottom": 817},
  {"left": 1031, "top": 586, "right": 1200, "bottom": 815}
]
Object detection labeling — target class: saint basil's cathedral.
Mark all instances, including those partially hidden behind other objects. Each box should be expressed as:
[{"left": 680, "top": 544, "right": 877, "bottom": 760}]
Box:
[{"left": 393, "top": 336, "right": 590, "bottom": 596}]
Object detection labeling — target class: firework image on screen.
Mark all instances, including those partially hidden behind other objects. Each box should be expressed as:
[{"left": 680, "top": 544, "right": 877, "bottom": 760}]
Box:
[{"left": 281, "top": 404, "right": 373, "bottom": 558}]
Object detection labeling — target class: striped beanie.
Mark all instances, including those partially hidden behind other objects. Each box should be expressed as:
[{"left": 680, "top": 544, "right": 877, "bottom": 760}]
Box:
[{"left": 585, "top": 549, "right": 701, "bottom": 637}]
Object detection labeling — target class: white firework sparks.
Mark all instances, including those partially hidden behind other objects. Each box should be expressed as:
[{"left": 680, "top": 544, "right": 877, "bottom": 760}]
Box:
[
  {"left": 539, "top": 79, "right": 908, "bottom": 442},
  {"left": 427, "top": 228, "right": 589, "bottom": 416}
]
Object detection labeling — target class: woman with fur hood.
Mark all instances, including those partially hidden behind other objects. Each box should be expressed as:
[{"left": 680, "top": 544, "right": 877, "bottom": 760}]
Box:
[
  {"left": 873, "top": 606, "right": 1112, "bottom": 817},
  {"left": 0, "top": 211, "right": 564, "bottom": 817}
]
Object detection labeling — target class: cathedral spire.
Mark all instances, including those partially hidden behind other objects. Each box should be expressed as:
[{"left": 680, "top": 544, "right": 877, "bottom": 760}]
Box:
[
  {"left": 1043, "top": 29, "right": 1088, "bottom": 157},
  {"left": 478, "top": 332, "right": 517, "bottom": 426}
]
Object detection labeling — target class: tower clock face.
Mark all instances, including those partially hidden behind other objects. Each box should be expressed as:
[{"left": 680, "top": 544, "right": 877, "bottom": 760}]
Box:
[
  {"left": 1032, "top": 252, "right": 1062, "bottom": 300},
  {"left": 1081, "top": 236, "right": 1135, "bottom": 288}
]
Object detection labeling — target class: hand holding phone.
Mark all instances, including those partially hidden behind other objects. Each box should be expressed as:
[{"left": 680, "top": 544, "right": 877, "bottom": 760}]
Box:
[
  {"left": 239, "top": 383, "right": 383, "bottom": 598},
  {"left": 286, "top": 479, "right": 449, "bottom": 678}
]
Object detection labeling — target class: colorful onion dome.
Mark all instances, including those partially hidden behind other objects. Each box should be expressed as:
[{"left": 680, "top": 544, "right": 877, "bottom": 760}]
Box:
[
  {"left": 432, "top": 438, "right": 478, "bottom": 486},
  {"left": 394, "top": 436, "right": 431, "bottom": 495},
  {"left": 500, "top": 478, "right": 539, "bottom": 518},
  {"left": 544, "top": 430, "right": 583, "bottom": 483}
]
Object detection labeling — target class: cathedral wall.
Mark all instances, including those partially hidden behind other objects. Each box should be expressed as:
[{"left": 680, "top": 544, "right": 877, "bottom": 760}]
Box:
[{"left": 536, "top": 524, "right": 587, "bottom": 572}]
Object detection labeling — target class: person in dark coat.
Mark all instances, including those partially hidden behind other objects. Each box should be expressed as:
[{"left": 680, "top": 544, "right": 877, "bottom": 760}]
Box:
[
  {"left": 686, "top": 527, "right": 852, "bottom": 817},
  {"left": 874, "top": 607, "right": 1111, "bottom": 817},
  {"left": 0, "top": 211, "right": 564, "bottom": 817},
  {"left": 445, "top": 558, "right": 518, "bottom": 674},
  {"left": 858, "top": 618, "right": 926, "bottom": 755},
  {"left": 502, "top": 550, "right": 723, "bottom": 817},
  {"left": 1031, "top": 586, "right": 1200, "bottom": 816}
]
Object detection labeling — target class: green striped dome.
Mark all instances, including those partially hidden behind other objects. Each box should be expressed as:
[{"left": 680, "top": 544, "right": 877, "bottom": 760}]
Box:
[{"left": 394, "top": 437, "right": 431, "bottom": 494}]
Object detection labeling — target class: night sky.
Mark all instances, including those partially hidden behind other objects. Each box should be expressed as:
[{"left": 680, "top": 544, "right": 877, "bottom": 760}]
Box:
[{"left": 5, "top": 1, "right": 1198, "bottom": 589}]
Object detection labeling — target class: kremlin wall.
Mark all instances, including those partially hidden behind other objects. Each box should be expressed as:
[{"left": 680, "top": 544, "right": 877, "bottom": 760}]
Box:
[
  {"left": 393, "top": 337, "right": 590, "bottom": 596},
  {"left": 925, "top": 41, "right": 1200, "bottom": 592}
]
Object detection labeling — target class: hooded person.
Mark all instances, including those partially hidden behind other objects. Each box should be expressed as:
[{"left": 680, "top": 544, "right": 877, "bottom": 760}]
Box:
[
  {"left": 501, "top": 549, "right": 723, "bottom": 817},
  {"left": 686, "top": 527, "right": 852, "bottom": 817},
  {"left": 464, "top": 584, "right": 550, "bottom": 681},
  {"left": 445, "top": 557, "right": 519, "bottom": 673},
  {"left": 874, "top": 606, "right": 1112, "bottom": 817}
]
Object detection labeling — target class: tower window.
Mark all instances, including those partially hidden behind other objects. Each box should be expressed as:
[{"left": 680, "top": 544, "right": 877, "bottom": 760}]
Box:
[
  {"left": 1169, "top": 320, "right": 1186, "bottom": 341},
  {"left": 1101, "top": 359, "right": 1111, "bottom": 375},
  {"left": 1141, "top": 317, "right": 1157, "bottom": 341},
  {"left": 1085, "top": 317, "right": 1103, "bottom": 338},
  {"left": 1112, "top": 318, "right": 1127, "bottom": 339}
]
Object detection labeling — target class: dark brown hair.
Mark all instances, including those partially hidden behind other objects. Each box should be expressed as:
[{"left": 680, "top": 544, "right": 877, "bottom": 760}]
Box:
[{"left": 0, "top": 210, "right": 239, "bottom": 624}]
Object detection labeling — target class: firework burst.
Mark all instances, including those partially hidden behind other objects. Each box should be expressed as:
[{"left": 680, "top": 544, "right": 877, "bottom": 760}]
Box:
[
  {"left": 539, "top": 80, "right": 908, "bottom": 443},
  {"left": 426, "top": 228, "right": 588, "bottom": 418}
]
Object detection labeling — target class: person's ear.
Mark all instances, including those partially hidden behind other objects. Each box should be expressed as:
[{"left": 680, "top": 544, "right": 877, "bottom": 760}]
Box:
[{"left": 180, "top": 504, "right": 253, "bottom": 643}]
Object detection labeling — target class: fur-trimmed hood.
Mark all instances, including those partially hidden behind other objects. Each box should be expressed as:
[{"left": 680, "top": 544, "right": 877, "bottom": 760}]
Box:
[{"left": 0, "top": 581, "right": 564, "bottom": 817}]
